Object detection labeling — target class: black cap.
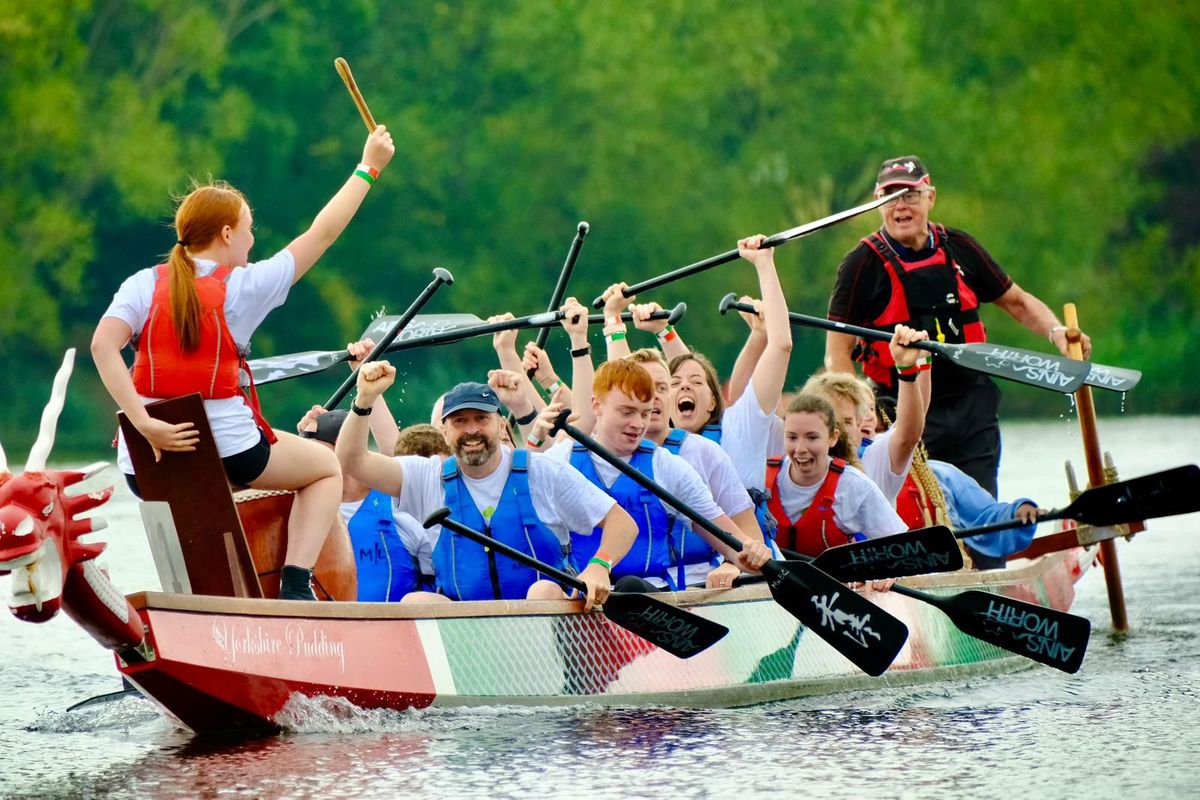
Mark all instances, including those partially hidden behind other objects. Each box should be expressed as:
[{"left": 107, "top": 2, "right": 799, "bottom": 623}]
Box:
[
  {"left": 440, "top": 382, "right": 502, "bottom": 420},
  {"left": 309, "top": 409, "right": 348, "bottom": 444},
  {"left": 875, "top": 156, "right": 931, "bottom": 193}
]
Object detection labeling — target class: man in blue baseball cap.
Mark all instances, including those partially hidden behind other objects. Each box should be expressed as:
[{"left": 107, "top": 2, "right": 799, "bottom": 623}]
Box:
[{"left": 336, "top": 363, "right": 637, "bottom": 607}]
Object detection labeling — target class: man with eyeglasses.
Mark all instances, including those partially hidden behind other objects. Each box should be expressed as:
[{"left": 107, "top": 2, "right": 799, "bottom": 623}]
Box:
[{"left": 824, "top": 156, "right": 1090, "bottom": 499}]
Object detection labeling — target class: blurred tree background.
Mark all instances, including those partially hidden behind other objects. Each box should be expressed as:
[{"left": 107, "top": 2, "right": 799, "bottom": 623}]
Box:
[{"left": 2, "top": 0, "right": 1196, "bottom": 461}]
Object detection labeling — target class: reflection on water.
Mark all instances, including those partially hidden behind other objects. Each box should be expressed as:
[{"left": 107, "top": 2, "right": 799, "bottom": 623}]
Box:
[{"left": 2, "top": 418, "right": 1198, "bottom": 799}]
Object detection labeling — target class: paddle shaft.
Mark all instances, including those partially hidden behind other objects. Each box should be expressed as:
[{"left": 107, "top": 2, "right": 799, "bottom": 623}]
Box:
[
  {"left": 553, "top": 414, "right": 745, "bottom": 556},
  {"left": 435, "top": 513, "right": 586, "bottom": 593},
  {"left": 532, "top": 222, "right": 590, "bottom": 357},
  {"left": 954, "top": 464, "right": 1200, "bottom": 538},
  {"left": 590, "top": 190, "right": 905, "bottom": 308},
  {"left": 379, "top": 304, "right": 684, "bottom": 355},
  {"left": 721, "top": 296, "right": 1089, "bottom": 393},
  {"left": 323, "top": 268, "right": 453, "bottom": 409}
]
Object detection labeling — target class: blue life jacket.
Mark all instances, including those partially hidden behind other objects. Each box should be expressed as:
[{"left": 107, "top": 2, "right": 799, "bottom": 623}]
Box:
[
  {"left": 570, "top": 440, "right": 678, "bottom": 587},
  {"left": 699, "top": 421, "right": 722, "bottom": 444},
  {"left": 436, "top": 449, "right": 566, "bottom": 601},
  {"left": 348, "top": 489, "right": 419, "bottom": 602},
  {"left": 660, "top": 428, "right": 720, "bottom": 584}
]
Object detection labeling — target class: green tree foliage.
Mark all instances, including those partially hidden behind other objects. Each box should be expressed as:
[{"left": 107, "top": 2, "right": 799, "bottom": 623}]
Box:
[{"left": 1, "top": 0, "right": 1196, "bottom": 459}]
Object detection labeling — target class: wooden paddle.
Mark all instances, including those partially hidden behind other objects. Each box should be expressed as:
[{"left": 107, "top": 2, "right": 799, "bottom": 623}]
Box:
[
  {"left": 887, "top": 583, "right": 1090, "bottom": 673},
  {"left": 334, "top": 57, "right": 377, "bottom": 131},
  {"left": 589, "top": 189, "right": 906, "bottom": 308},
  {"left": 423, "top": 508, "right": 729, "bottom": 659},
  {"left": 322, "top": 268, "right": 454, "bottom": 410},
  {"left": 956, "top": 464, "right": 1200, "bottom": 539},
  {"left": 718, "top": 294, "right": 1093, "bottom": 394},
  {"left": 250, "top": 303, "right": 686, "bottom": 386},
  {"left": 549, "top": 411, "right": 909, "bottom": 677}
]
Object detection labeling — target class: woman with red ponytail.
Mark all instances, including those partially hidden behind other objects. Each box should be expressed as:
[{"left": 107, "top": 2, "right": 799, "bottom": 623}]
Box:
[{"left": 91, "top": 126, "right": 394, "bottom": 600}]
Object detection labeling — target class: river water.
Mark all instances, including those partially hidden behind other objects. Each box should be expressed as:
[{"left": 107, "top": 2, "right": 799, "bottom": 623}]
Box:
[{"left": 1, "top": 416, "right": 1197, "bottom": 800}]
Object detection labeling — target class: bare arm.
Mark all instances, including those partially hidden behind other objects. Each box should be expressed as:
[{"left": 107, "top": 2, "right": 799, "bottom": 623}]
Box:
[
  {"left": 825, "top": 331, "right": 858, "bottom": 374},
  {"left": 630, "top": 302, "right": 689, "bottom": 360},
  {"left": 727, "top": 297, "right": 767, "bottom": 404},
  {"left": 600, "top": 283, "right": 634, "bottom": 361},
  {"left": 334, "top": 361, "right": 405, "bottom": 495},
  {"left": 491, "top": 314, "right": 545, "bottom": 414},
  {"left": 741, "top": 237, "right": 793, "bottom": 414},
  {"left": 992, "top": 282, "right": 1092, "bottom": 358},
  {"left": 90, "top": 317, "right": 198, "bottom": 459},
  {"left": 887, "top": 325, "right": 929, "bottom": 476},
  {"left": 560, "top": 297, "right": 596, "bottom": 434},
  {"left": 286, "top": 126, "right": 395, "bottom": 282},
  {"left": 346, "top": 339, "right": 401, "bottom": 454}
]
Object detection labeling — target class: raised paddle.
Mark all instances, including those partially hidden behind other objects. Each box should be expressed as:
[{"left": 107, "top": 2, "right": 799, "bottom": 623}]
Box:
[
  {"left": 549, "top": 411, "right": 909, "bottom": 677},
  {"left": 955, "top": 464, "right": 1200, "bottom": 540},
  {"left": 530, "top": 221, "right": 590, "bottom": 368},
  {"left": 323, "top": 267, "right": 454, "bottom": 410},
  {"left": 718, "top": 294, "right": 1092, "bottom": 394},
  {"left": 887, "top": 582, "right": 1090, "bottom": 673},
  {"left": 250, "top": 303, "right": 687, "bottom": 386},
  {"left": 423, "top": 508, "right": 728, "bottom": 659},
  {"left": 589, "top": 189, "right": 907, "bottom": 308},
  {"left": 334, "top": 57, "right": 377, "bottom": 132}
]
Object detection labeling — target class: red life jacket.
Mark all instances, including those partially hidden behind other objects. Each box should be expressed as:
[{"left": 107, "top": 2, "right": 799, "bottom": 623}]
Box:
[
  {"left": 895, "top": 472, "right": 939, "bottom": 530},
  {"left": 856, "top": 224, "right": 987, "bottom": 390},
  {"left": 765, "top": 456, "right": 852, "bottom": 557},
  {"left": 131, "top": 264, "right": 276, "bottom": 443}
]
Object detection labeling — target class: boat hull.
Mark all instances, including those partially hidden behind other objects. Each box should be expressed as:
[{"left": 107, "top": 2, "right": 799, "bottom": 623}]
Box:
[{"left": 118, "top": 548, "right": 1094, "bottom": 735}]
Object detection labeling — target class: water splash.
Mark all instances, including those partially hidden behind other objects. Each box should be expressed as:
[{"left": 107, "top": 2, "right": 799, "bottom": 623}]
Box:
[
  {"left": 25, "top": 694, "right": 162, "bottom": 734},
  {"left": 272, "top": 693, "right": 584, "bottom": 735}
]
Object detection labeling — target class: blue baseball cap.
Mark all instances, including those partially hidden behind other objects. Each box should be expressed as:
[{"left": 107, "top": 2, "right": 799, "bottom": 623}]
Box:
[{"left": 440, "top": 382, "right": 502, "bottom": 420}]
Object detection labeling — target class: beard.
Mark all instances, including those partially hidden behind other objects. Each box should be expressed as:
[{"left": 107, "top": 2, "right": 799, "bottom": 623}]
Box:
[{"left": 454, "top": 433, "right": 498, "bottom": 467}]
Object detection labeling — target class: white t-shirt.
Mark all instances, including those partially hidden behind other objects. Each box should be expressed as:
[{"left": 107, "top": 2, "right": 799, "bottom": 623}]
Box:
[
  {"left": 394, "top": 446, "right": 615, "bottom": 551},
  {"left": 720, "top": 382, "right": 783, "bottom": 492},
  {"left": 103, "top": 251, "right": 296, "bottom": 472},
  {"left": 774, "top": 459, "right": 906, "bottom": 540},
  {"left": 675, "top": 433, "right": 755, "bottom": 518},
  {"left": 340, "top": 497, "right": 434, "bottom": 575},
  {"left": 860, "top": 428, "right": 913, "bottom": 504}
]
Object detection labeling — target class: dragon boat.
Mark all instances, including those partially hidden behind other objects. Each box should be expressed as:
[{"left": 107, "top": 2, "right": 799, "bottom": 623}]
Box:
[{"left": 0, "top": 350, "right": 1123, "bottom": 736}]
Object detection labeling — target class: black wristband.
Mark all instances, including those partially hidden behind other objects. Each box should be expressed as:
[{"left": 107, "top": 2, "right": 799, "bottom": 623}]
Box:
[
  {"left": 895, "top": 371, "right": 917, "bottom": 383},
  {"left": 351, "top": 401, "right": 373, "bottom": 416},
  {"left": 571, "top": 345, "right": 591, "bottom": 358},
  {"left": 514, "top": 408, "right": 538, "bottom": 425}
]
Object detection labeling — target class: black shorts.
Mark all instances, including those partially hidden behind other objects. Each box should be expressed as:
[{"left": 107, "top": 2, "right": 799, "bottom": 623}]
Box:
[{"left": 123, "top": 430, "right": 272, "bottom": 499}]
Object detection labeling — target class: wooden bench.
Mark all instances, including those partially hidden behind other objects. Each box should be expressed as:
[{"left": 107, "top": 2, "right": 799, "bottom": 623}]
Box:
[
  {"left": 120, "top": 394, "right": 356, "bottom": 600},
  {"left": 120, "top": 394, "right": 264, "bottom": 598}
]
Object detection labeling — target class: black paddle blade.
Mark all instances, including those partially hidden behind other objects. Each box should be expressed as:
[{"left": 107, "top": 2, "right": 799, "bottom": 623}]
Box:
[
  {"left": 940, "top": 590, "right": 1090, "bottom": 673},
  {"left": 812, "top": 526, "right": 964, "bottom": 582},
  {"left": 600, "top": 592, "right": 728, "bottom": 659},
  {"left": 1066, "top": 465, "right": 1200, "bottom": 526},
  {"left": 763, "top": 560, "right": 908, "bottom": 676}
]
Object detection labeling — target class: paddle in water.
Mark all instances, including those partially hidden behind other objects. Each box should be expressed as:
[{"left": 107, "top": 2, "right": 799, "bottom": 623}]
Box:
[
  {"left": 549, "top": 410, "right": 909, "bottom": 677},
  {"left": 719, "top": 294, "right": 1096, "bottom": 394},
  {"left": 423, "top": 508, "right": 728, "bottom": 659},
  {"left": 887, "top": 582, "right": 1090, "bottom": 673}
]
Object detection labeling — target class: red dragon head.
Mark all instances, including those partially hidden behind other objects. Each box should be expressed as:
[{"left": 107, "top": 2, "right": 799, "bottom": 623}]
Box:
[{"left": 0, "top": 350, "right": 113, "bottom": 622}]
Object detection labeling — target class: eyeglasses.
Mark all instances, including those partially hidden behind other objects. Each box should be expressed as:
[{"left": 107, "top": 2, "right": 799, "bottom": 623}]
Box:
[{"left": 878, "top": 188, "right": 930, "bottom": 207}]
